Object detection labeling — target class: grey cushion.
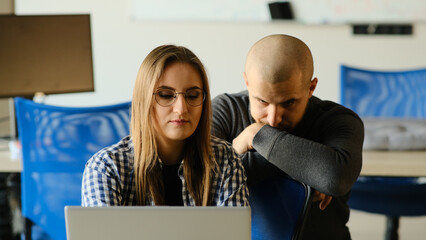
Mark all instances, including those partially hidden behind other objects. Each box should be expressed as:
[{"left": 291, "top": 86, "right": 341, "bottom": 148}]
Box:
[{"left": 363, "top": 118, "right": 426, "bottom": 150}]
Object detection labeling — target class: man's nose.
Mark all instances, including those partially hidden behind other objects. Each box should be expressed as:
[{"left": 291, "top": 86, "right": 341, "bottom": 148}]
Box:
[
  {"left": 173, "top": 94, "right": 188, "bottom": 114},
  {"left": 266, "top": 105, "right": 283, "bottom": 127}
]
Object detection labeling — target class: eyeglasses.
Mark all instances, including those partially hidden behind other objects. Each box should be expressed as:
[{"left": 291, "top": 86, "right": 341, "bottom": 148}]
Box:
[{"left": 153, "top": 88, "right": 206, "bottom": 107}]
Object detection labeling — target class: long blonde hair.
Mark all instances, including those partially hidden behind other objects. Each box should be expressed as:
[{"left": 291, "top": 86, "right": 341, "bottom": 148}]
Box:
[{"left": 130, "top": 45, "right": 213, "bottom": 206}]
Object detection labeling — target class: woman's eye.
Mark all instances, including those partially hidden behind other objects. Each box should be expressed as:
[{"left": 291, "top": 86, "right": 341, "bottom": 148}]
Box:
[
  {"left": 186, "top": 90, "right": 202, "bottom": 99},
  {"left": 158, "top": 91, "right": 174, "bottom": 99},
  {"left": 187, "top": 93, "right": 199, "bottom": 99}
]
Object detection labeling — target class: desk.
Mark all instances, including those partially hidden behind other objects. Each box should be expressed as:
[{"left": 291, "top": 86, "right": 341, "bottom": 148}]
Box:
[
  {"left": 362, "top": 151, "right": 426, "bottom": 177},
  {"left": 2, "top": 149, "right": 426, "bottom": 176},
  {"left": 0, "top": 150, "right": 21, "bottom": 173}
]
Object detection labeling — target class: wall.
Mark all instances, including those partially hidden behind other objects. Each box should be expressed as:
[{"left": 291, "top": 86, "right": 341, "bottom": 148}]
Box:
[
  {"left": 0, "top": 0, "right": 14, "bottom": 137},
  {"left": 13, "top": 0, "right": 426, "bottom": 107},
  {"left": 130, "top": 0, "right": 426, "bottom": 23},
  {"left": 0, "top": 0, "right": 13, "bottom": 14}
]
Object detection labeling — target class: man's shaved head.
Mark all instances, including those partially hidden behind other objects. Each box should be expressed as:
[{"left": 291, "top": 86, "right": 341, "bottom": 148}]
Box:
[{"left": 245, "top": 34, "right": 314, "bottom": 85}]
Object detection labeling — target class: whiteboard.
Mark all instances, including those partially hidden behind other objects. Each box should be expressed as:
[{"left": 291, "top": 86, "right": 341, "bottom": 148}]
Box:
[
  {"left": 130, "top": 0, "right": 271, "bottom": 21},
  {"left": 131, "top": 0, "right": 426, "bottom": 23},
  {"left": 291, "top": 0, "right": 426, "bottom": 24}
]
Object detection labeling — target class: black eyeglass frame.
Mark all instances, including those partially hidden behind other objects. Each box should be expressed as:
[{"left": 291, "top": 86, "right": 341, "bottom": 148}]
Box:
[{"left": 152, "top": 88, "right": 206, "bottom": 107}]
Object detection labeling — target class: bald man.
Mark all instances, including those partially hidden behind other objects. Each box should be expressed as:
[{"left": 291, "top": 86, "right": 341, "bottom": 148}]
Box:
[{"left": 212, "top": 34, "right": 364, "bottom": 239}]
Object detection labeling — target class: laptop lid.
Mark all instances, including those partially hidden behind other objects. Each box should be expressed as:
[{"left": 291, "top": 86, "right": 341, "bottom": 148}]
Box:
[{"left": 65, "top": 206, "right": 251, "bottom": 240}]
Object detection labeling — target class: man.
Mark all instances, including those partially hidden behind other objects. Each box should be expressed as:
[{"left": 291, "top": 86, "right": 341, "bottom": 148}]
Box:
[{"left": 212, "top": 34, "right": 364, "bottom": 239}]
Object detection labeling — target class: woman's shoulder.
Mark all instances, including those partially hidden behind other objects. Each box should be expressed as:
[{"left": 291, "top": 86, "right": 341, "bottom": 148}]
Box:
[
  {"left": 210, "top": 135, "right": 240, "bottom": 167},
  {"left": 85, "top": 135, "right": 134, "bottom": 171},
  {"left": 210, "top": 135, "right": 233, "bottom": 151}
]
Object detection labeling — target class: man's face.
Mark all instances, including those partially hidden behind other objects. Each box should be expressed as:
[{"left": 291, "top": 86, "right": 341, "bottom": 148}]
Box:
[{"left": 245, "top": 70, "right": 316, "bottom": 132}]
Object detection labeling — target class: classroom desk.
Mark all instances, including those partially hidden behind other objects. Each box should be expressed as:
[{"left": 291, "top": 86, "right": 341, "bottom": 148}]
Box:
[
  {"left": 1, "top": 149, "right": 426, "bottom": 176},
  {"left": 361, "top": 150, "right": 426, "bottom": 177},
  {"left": 0, "top": 150, "right": 21, "bottom": 173}
]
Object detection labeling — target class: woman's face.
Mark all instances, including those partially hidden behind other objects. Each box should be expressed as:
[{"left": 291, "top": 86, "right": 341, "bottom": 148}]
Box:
[{"left": 152, "top": 62, "right": 203, "bottom": 148}]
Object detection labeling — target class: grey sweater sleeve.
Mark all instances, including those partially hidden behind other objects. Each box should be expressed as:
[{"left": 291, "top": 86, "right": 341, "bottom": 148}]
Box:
[{"left": 253, "top": 115, "right": 364, "bottom": 197}]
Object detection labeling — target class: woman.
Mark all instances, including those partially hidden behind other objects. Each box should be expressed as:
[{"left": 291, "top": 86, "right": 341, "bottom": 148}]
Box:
[{"left": 82, "top": 45, "right": 249, "bottom": 206}]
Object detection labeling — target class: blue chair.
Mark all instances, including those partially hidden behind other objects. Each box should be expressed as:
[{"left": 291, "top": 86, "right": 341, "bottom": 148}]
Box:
[
  {"left": 249, "top": 175, "right": 312, "bottom": 240},
  {"left": 14, "top": 97, "right": 131, "bottom": 240},
  {"left": 340, "top": 65, "right": 426, "bottom": 240},
  {"left": 341, "top": 65, "right": 426, "bottom": 118}
]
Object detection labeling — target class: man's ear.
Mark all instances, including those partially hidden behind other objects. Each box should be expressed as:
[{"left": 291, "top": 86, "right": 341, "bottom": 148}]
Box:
[
  {"left": 309, "top": 77, "right": 318, "bottom": 98},
  {"left": 243, "top": 72, "right": 249, "bottom": 87}
]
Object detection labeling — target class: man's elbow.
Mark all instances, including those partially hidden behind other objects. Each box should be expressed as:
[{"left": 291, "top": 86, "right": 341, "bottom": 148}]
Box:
[{"left": 324, "top": 170, "right": 360, "bottom": 197}]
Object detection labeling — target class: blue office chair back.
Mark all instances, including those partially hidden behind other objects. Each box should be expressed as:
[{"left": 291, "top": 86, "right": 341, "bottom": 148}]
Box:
[
  {"left": 340, "top": 65, "right": 426, "bottom": 217},
  {"left": 249, "top": 175, "right": 312, "bottom": 240},
  {"left": 340, "top": 65, "right": 426, "bottom": 118},
  {"left": 14, "top": 97, "right": 131, "bottom": 240}
]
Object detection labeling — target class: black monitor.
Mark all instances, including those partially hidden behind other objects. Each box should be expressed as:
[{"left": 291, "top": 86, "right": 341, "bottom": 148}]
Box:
[{"left": 0, "top": 14, "right": 94, "bottom": 98}]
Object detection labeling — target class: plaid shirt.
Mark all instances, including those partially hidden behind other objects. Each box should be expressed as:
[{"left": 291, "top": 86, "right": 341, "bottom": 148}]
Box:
[{"left": 82, "top": 136, "right": 249, "bottom": 206}]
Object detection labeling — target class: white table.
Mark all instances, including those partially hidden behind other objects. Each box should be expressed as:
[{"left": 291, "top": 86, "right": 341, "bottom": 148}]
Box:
[
  {"left": 0, "top": 150, "right": 21, "bottom": 173},
  {"left": 362, "top": 151, "right": 426, "bottom": 177},
  {"left": 2, "top": 149, "right": 426, "bottom": 176}
]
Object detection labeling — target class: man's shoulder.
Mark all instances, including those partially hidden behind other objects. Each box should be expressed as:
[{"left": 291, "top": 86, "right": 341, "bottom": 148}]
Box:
[
  {"left": 306, "top": 96, "right": 364, "bottom": 134},
  {"left": 211, "top": 91, "right": 253, "bottom": 141},
  {"left": 213, "top": 90, "right": 249, "bottom": 106},
  {"left": 311, "top": 96, "right": 360, "bottom": 119},
  {"left": 212, "top": 90, "right": 250, "bottom": 117},
  {"left": 311, "top": 96, "right": 341, "bottom": 108}
]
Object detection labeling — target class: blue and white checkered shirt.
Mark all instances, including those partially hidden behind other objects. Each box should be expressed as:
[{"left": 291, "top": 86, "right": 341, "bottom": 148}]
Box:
[{"left": 82, "top": 135, "right": 249, "bottom": 206}]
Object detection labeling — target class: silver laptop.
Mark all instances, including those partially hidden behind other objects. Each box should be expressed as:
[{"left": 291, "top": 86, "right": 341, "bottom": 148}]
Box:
[{"left": 65, "top": 206, "right": 251, "bottom": 240}]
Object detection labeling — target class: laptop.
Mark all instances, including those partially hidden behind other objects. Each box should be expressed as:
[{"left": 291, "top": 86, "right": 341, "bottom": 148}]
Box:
[{"left": 65, "top": 206, "right": 251, "bottom": 240}]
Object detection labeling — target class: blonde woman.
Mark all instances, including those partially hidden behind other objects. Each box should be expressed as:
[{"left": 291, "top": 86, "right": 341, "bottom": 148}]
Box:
[{"left": 82, "top": 45, "right": 249, "bottom": 206}]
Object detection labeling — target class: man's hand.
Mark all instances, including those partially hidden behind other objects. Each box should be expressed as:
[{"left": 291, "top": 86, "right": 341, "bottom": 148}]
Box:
[
  {"left": 232, "top": 123, "right": 264, "bottom": 154},
  {"left": 312, "top": 190, "right": 333, "bottom": 210}
]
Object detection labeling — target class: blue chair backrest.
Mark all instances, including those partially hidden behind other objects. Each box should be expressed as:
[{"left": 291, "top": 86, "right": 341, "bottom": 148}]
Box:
[
  {"left": 340, "top": 65, "right": 426, "bottom": 118},
  {"left": 14, "top": 97, "right": 131, "bottom": 240},
  {"left": 249, "top": 175, "right": 312, "bottom": 240},
  {"left": 341, "top": 65, "right": 426, "bottom": 218}
]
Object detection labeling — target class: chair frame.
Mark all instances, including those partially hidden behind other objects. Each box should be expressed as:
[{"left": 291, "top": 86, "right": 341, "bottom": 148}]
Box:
[{"left": 249, "top": 174, "right": 312, "bottom": 240}]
